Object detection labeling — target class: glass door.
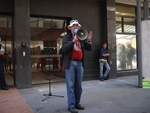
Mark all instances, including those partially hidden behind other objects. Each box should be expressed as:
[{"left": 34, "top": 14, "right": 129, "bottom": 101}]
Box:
[
  {"left": 30, "top": 17, "right": 66, "bottom": 84},
  {"left": 116, "top": 16, "right": 137, "bottom": 70},
  {"left": 0, "top": 15, "right": 14, "bottom": 86}
]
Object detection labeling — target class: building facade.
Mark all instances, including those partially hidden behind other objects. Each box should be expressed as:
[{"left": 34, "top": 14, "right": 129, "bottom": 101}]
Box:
[{"left": 0, "top": 0, "right": 138, "bottom": 89}]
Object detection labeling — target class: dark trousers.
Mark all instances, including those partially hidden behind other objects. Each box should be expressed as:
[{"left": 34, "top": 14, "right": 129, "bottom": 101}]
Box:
[{"left": 0, "top": 60, "right": 6, "bottom": 88}]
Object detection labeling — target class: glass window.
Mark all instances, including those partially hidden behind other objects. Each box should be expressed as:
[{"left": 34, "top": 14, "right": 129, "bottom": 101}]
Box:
[
  {"left": 0, "top": 17, "right": 12, "bottom": 28},
  {"left": 116, "top": 16, "right": 135, "bottom": 33},
  {"left": 123, "top": 17, "right": 135, "bottom": 33},
  {"left": 0, "top": 16, "right": 14, "bottom": 86},
  {"left": 116, "top": 17, "right": 122, "bottom": 33},
  {"left": 116, "top": 4, "right": 137, "bottom": 71},
  {"left": 30, "top": 17, "right": 66, "bottom": 84},
  {"left": 30, "top": 18, "right": 64, "bottom": 29},
  {"left": 116, "top": 34, "right": 137, "bottom": 70},
  {"left": 116, "top": 5, "right": 135, "bottom": 17}
]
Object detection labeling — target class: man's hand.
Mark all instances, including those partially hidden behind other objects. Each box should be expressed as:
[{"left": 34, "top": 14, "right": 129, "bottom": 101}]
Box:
[
  {"left": 103, "top": 54, "right": 109, "bottom": 56},
  {"left": 87, "top": 31, "right": 93, "bottom": 42},
  {"left": 72, "top": 35, "right": 78, "bottom": 43}
]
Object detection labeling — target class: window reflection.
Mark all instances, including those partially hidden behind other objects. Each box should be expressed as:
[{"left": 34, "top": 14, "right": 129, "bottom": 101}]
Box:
[
  {"left": 116, "top": 4, "right": 137, "bottom": 71},
  {"left": 116, "top": 34, "right": 137, "bottom": 70},
  {"left": 116, "top": 17, "right": 122, "bottom": 33},
  {"left": 123, "top": 18, "right": 135, "bottom": 33},
  {"left": 0, "top": 16, "right": 13, "bottom": 86},
  {"left": 116, "top": 16, "right": 135, "bottom": 33},
  {"left": 30, "top": 18, "right": 65, "bottom": 29},
  {"left": 30, "top": 17, "right": 66, "bottom": 84}
]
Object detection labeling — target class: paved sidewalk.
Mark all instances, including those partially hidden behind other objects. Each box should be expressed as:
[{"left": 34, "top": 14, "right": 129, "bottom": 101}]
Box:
[
  {"left": 0, "top": 87, "right": 34, "bottom": 113},
  {"left": 19, "top": 75, "right": 150, "bottom": 113}
]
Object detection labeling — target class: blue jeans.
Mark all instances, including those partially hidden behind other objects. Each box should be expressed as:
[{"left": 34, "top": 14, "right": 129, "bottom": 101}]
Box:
[
  {"left": 99, "top": 62, "right": 110, "bottom": 78},
  {"left": 65, "top": 60, "right": 84, "bottom": 109}
]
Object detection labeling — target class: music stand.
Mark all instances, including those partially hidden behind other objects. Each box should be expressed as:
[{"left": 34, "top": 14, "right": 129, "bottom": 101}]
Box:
[{"left": 42, "top": 45, "right": 64, "bottom": 102}]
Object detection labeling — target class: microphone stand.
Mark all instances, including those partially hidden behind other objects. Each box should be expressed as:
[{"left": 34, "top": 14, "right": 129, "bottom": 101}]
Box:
[{"left": 42, "top": 46, "right": 64, "bottom": 102}]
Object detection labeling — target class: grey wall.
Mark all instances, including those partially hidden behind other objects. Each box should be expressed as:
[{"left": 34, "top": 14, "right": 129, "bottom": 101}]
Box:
[{"left": 0, "top": 0, "right": 13, "bottom": 14}]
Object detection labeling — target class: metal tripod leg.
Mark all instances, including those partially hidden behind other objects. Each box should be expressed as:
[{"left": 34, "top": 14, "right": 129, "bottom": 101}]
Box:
[
  {"left": 42, "top": 93, "right": 64, "bottom": 102},
  {"left": 42, "top": 47, "right": 64, "bottom": 102}
]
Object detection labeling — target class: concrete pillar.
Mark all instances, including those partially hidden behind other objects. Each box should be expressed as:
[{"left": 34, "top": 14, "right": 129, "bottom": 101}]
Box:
[
  {"left": 141, "top": 20, "right": 150, "bottom": 82},
  {"left": 13, "top": 0, "right": 31, "bottom": 88},
  {"left": 106, "top": 0, "right": 117, "bottom": 79}
]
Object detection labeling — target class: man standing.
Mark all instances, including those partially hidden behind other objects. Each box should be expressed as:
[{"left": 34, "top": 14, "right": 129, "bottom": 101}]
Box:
[
  {"left": 61, "top": 20, "right": 93, "bottom": 113},
  {"left": 0, "top": 44, "right": 8, "bottom": 90},
  {"left": 99, "top": 42, "right": 110, "bottom": 81},
  {"left": 127, "top": 44, "right": 135, "bottom": 69}
]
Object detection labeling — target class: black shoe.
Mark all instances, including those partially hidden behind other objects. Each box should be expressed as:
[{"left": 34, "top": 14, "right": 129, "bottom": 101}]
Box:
[
  {"left": 99, "top": 77, "right": 104, "bottom": 81},
  {"left": 1, "top": 87, "right": 9, "bottom": 90},
  {"left": 104, "top": 77, "right": 109, "bottom": 80},
  {"left": 68, "top": 107, "right": 78, "bottom": 113},
  {"left": 75, "top": 104, "right": 84, "bottom": 110}
]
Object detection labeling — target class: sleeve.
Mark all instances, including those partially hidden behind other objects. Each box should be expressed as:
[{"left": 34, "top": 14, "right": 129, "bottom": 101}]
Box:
[
  {"left": 106, "top": 49, "right": 109, "bottom": 54},
  {"left": 61, "top": 34, "right": 74, "bottom": 53},
  {"left": 81, "top": 39, "right": 92, "bottom": 51},
  {"left": 100, "top": 48, "right": 104, "bottom": 55},
  {"left": 99, "top": 49, "right": 102, "bottom": 56}
]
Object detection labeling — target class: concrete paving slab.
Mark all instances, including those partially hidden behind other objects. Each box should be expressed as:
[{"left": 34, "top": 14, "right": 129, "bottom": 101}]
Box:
[{"left": 19, "top": 76, "right": 150, "bottom": 113}]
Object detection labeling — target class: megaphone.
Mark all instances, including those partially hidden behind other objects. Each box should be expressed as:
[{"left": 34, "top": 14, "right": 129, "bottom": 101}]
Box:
[{"left": 74, "top": 28, "right": 88, "bottom": 40}]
